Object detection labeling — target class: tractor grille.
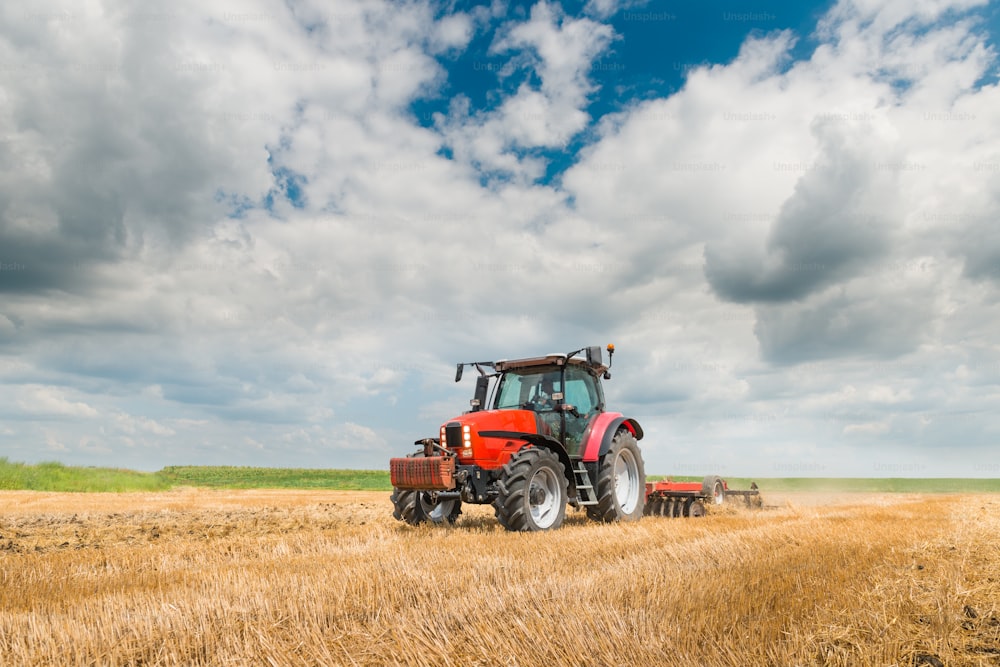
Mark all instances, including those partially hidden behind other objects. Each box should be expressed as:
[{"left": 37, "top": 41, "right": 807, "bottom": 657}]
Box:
[{"left": 445, "top": 422, "right": 463, "bottom": 449}]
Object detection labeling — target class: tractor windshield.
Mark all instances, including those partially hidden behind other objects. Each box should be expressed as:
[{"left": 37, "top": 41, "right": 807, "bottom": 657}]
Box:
[{"left": 494, "top": 368, "right": 562, "bottom": 411}]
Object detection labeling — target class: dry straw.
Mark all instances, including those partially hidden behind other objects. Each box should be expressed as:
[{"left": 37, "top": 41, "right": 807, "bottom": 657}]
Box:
[{"left": 1, "top": 489, "right": 997, "bottom": 666}]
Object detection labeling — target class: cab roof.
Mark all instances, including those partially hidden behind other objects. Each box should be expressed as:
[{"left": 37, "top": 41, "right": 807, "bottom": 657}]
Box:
[{"left": 494, "top": 353, "right": 607, "bottom": 375}]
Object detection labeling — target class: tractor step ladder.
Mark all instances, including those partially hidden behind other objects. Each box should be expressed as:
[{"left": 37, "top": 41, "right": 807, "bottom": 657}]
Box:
[{"left": 573, "top": 462, "right": 599, "bottom": 506}]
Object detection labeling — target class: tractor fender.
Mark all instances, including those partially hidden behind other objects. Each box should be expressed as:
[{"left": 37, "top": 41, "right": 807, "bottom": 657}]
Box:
[
  {"left": 580, "top": 414, "right": 644, "bottom": 462},
  {"left": 478, "top": 430, "right": 576, "bottom": 489}
]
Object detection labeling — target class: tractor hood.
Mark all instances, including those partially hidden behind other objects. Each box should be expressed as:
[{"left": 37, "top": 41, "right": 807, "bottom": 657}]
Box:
[
  {"left": 436, "top": 409, "right": 548, "bottom": 469},
  {"left": 438, "top": 408, "right": 539, "bottom": 447}
]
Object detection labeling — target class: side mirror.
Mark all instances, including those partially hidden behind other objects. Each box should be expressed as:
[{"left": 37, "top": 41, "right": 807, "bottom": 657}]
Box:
[
  {"left": 455, "top": 364, "right": 463, "bottom": 382},
  {"left": 472, "top": 376, "right": 489, "bottom": 411},
  {"left": 586, "top": 346, "right": 602, "bottom": 367}
]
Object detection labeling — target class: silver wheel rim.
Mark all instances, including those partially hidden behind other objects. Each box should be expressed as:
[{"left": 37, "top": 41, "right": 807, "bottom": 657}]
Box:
[
  {"left": 528, "top": 467, "right": 561, "bottom": 529},
  {"left": 614, "top": 448, "right": 641, "bottom": 514},
  {"left": 713, "top": 481, "right": 725, "bottom": 505},
  {"left": 420, "top": 494, "right": 457, "bottom": 522}
]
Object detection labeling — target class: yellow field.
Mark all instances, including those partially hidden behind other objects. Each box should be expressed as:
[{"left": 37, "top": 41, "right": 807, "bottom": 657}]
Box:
[{"left": 1, "top": 489, "right": 998, "bottom": 666}]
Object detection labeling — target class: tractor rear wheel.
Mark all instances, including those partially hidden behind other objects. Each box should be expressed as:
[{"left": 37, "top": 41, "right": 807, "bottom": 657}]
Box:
[
  {"left": 587, "top": 429, "right": 646, "bottom": 522},
  {"left": 390, "top": 488, "right": 462, "bottom": 526},
  {"left": 494, "top": 448, "right": 568, "bottom": 531}
]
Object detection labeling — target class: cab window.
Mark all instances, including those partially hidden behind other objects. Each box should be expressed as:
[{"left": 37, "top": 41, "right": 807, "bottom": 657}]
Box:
[
  {"left": 495, "top": 369, "right": 562, "bottom": 409},
  {"left": 563, "top": 366, "right": 599, "bottom": 414}
]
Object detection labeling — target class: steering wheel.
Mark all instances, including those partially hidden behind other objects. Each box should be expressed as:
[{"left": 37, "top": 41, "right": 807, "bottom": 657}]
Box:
[{"left": 524, "top": 397, "right": 552, "bottom": 412}]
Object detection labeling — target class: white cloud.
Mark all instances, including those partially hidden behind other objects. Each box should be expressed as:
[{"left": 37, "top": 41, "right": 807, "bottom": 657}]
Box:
[
  {"left": 112, "top": 412, "right": 176, "bottom": 437},
  {"left": 338, "top": 422, "right": 386, "bottom": 450},
  {"left": 77, "top": 436, "right": 112, "bottom": 455},
  {"left": 17, "top": 385, "right": 99, "bottom": 418},
  {"left": 43, "top": 429, "right": 69, "bottom": 453},
  {"left": 431, "top": 12, "right": 474, "bottom": 53},
  {"left": 844, "top": 421, "right": 891, "bottom": 436},
  {"left": 438, "top": 1, "right": 615, "bottom": 179},
  {"left": 582, "top": 0, "right": 651, "bottom": 19},
  {"left": 279, "top": 421, "right": 387, "bottom": 452}
]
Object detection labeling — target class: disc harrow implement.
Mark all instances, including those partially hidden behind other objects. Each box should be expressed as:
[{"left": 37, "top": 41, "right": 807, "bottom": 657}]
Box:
[{"left": 642, "top": 475, "right": 760, "bottom": 518}]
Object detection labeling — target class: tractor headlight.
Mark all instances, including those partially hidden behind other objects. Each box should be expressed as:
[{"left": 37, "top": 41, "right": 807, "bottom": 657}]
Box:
[{"left": 462, "top": 425, "right": 473, "bottom": 457}]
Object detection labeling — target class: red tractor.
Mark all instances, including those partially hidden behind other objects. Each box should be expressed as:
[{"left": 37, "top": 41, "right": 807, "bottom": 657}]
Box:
[{"left": 390, "top": 345, "right": 646, "bottom": 531}]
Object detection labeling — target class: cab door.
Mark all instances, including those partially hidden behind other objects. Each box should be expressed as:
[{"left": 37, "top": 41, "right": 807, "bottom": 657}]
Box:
[{"left": 561, "top": 366, "right": 601, "bottom": 457}]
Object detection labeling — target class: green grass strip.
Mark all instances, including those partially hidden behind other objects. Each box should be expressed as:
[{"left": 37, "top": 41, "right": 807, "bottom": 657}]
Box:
[
  {"left": 1, "top": 458, "right": 998, "bottom": 493},
  {"left": 0, "top": 457, "right": 171, "bottom": 492},
  {"left": 157, "top": 466, "right": 392, "bottom": 490}
]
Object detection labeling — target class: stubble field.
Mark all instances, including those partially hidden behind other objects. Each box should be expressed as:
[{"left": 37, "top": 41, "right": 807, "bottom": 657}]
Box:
[{"left": 1, "top": 489, "right": 998, "bottom": 666}]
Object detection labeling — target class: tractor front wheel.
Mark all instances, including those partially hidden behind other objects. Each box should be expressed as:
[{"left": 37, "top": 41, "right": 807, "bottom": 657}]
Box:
[
  {"left": 494, "top": 448, "right": 568, "bottom": 531},
  {"left": 587, "top": 429, "right": 646, "bottom": 522},
  {"left": 390, "top": 488, "right": 462, "bottom": 526}
]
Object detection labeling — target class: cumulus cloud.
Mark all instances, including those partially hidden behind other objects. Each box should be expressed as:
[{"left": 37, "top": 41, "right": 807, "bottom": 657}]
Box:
[
  {"left": 704, "top": 118, "right": 901, "bottom": 303},
  {"left": 112, "top": 412, "right": 176, "bottom": 437},
  {"left": 438, "top": 1, "right": 614, "bottom": 179},
  {"left": 16, "top": 385, "right": 99, "bottom": 418}
]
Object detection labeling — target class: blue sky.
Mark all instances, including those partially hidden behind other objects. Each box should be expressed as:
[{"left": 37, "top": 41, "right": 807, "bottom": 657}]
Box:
[
  {"left": 2, "top": 0, "right": 1000, "bottom": 477},
  {"left": 409, "top": 1, "right": 840, "bottom": 184},
  {"left": 425, "top": 1, "right": 834, "bottom": 117}
]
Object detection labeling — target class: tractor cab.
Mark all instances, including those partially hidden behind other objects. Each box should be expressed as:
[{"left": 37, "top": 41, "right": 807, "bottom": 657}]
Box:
[{"left": 491, "top": 357, "right": 606, "bottom": 455}]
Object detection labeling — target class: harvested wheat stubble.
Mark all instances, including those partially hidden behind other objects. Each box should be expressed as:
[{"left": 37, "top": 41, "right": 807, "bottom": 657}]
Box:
[{"left": 1, "top": 489, "right": 998, "bottom": 666}]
